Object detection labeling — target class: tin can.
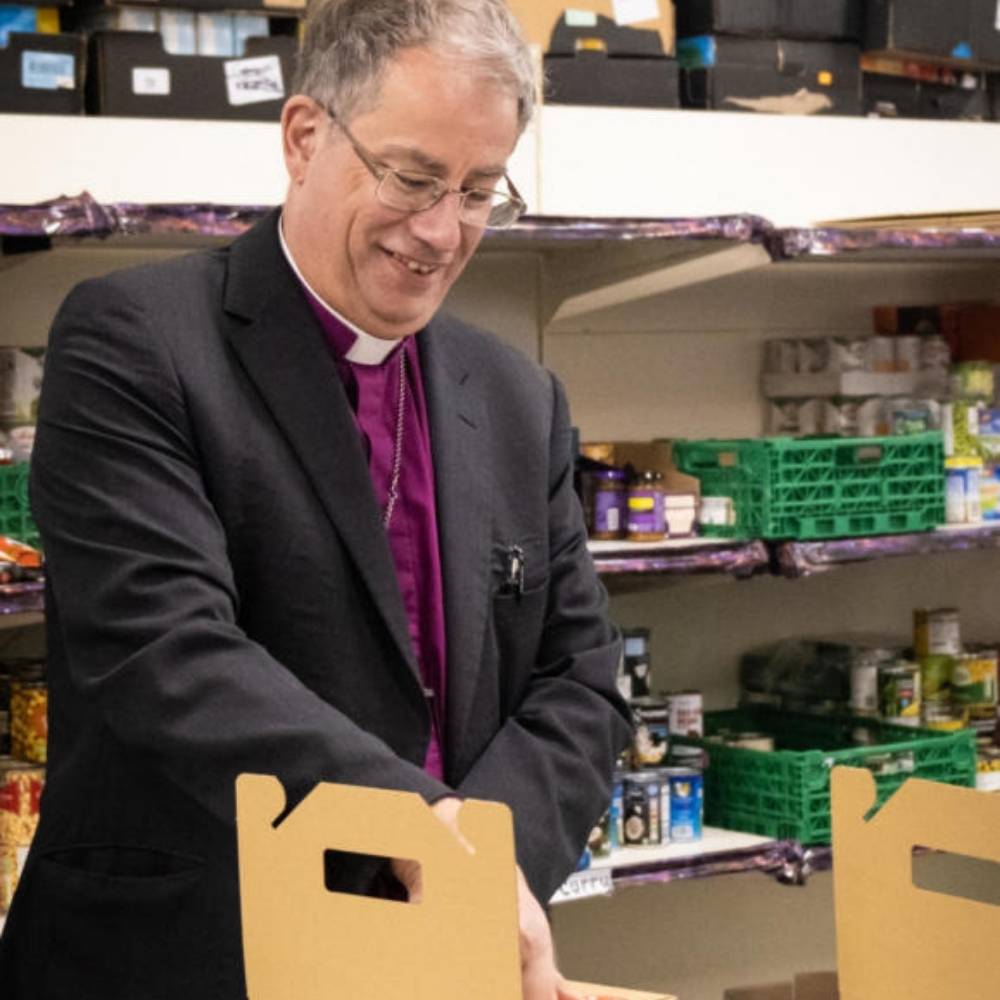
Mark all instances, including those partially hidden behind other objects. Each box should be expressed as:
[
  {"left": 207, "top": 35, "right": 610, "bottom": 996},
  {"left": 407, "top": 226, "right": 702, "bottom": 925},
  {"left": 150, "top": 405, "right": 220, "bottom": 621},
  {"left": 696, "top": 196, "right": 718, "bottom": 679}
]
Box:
[
  {"left": 587, "top": 810, "right": 612, "bottom": 859},
  {"left": 10, "top": 673, "right": 47, "bottom": 764},
  {"left": 919, "top": 655, "right": 954, "bottom": 707},
  {"left": 665, "top": 768, "right": 703, "bottom": 843},
  {"left": 669, "top": 744, "right": 707, "bottom": 769},
  {"left": 589, "top": 469, "right": 627, "bottom": 541},
  {"left": 879, "top": 661, "right": 921, "bottom": 725},
  {"left": 667, "top": 691, "right": 703, "bottom": 738},
  {"left": 630, "top": 697, "right": 669, "bottom": 769},
  {"left": 922, "top": 704, "right": 968, "bottom": 732},
  {"left": 657, "top": 770, "right": 672, "bottom": 844},
  {"left": 622, "top": 773, "right": 660, "bottom": 846},
  {"left": 850, "top": 657, "right": 882, "bottom": 716},
  {"left": 0, "top": 756, "right": 43, "bottom": 848},
  {"left": 626, "top": 471, "right": 666, "bottom": 542},
  {"left": 914, "top": 608, "right": 961, "bottom": 658},
  {"left": 953, "top": 651, "right": 999, "bottom": 710}
]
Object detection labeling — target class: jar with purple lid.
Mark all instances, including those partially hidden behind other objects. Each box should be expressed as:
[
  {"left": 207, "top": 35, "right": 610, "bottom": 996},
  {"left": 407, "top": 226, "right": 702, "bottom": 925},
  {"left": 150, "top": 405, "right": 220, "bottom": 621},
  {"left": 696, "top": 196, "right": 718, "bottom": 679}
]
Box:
[
  {"left": 627, "top": 470, "right": 666, "bottom": 541},
  {"left": 590, "top": 469, "right": 626, "bottom": 540}
]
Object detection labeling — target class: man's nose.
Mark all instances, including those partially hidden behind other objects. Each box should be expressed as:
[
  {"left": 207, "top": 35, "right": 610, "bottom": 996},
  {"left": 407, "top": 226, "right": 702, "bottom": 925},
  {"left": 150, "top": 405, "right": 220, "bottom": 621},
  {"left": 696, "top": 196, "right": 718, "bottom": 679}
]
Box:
[{"left": 407, "top": 191, "right": 464, "bottom": 251}]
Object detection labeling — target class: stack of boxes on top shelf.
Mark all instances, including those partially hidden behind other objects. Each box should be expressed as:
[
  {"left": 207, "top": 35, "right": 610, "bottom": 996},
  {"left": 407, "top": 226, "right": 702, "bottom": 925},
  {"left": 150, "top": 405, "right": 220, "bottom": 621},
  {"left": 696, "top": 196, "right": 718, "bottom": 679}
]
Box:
[
  {"left": 0, "top": 0, "right": 304, "bottom": 119},
  {"left": 671, "top": 0, "right": 1000, "bottom": 120}
]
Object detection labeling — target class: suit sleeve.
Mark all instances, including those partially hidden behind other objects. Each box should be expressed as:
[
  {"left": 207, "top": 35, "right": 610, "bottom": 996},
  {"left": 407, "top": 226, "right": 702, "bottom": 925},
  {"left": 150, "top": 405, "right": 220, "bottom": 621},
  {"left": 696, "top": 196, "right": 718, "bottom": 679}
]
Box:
[
  {"left": 454, "top": 371, "right": 633, "bottom": 903},
  {"left": 31, "top": 276, "right": 451, "bottom": 826}
]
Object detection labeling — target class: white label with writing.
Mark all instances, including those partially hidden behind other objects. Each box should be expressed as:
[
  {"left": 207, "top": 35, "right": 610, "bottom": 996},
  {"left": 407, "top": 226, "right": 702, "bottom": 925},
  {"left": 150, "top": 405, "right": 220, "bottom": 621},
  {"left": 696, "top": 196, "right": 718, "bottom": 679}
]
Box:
[
  {"left": 224, "top": 54, "right": 284, "bottom": 106},
  {"left": 132, "top": 67, "right": 171, "bottom": 96},
  {"left": 550, "top": 867, "right": 614, "bottom": 905},
  {"left": 21, "top": 51, "right": 75, "bottom": 91},
  {"left": 564, "top": 9, "right": 599, "bottom": 28},
  {"left": 613, "top": 0, "right": 660, "bottom": 26}
]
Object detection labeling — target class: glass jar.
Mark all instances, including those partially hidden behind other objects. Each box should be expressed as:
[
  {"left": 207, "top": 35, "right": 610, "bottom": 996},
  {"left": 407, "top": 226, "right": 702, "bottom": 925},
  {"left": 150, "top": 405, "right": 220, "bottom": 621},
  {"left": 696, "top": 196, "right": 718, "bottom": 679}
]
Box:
[
  {"left": 626, "top": 470, "right": 666, "bottom": 542},
  {"left": 10, "top": 667, "right": 46, "bottom": 765},
  {"left": 590, "top": 469, "right": 626, "bottom": 540}
]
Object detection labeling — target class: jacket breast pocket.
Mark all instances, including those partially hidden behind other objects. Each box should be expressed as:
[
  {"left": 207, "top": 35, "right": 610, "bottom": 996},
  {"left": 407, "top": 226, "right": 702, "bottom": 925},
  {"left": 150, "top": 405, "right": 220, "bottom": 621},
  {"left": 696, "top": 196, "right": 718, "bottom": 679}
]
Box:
[{"left": 490, "top": 538, "right": 549, "bottom": 717}]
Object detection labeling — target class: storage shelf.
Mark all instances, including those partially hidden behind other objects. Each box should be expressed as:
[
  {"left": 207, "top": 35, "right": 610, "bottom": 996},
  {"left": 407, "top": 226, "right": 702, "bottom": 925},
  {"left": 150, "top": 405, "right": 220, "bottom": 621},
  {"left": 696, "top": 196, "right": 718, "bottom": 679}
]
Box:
[
  {"left": 550, "top": 827, "right": 827, "bottom": 904},
  {"left": 776, "top": 522, "right": 1000, "bottom": 578},
  {"left": 589, "top": 538, "right": 769, "bottom": 580}
]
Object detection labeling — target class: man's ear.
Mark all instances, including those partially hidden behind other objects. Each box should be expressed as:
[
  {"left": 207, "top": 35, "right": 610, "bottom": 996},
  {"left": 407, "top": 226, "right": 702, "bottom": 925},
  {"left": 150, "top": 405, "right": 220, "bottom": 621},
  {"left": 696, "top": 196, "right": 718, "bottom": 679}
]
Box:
[{"left": 281, "top": 95, "right": 325, "bottom": 187}]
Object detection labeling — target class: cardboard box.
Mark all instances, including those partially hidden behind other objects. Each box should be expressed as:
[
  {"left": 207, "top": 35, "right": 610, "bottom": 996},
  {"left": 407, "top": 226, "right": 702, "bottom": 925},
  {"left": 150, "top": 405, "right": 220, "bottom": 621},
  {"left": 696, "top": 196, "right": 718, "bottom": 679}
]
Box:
[
  {"left": 678, "top": 37, "right": 862, "bottom": 114},
  {"left": 725, "top": 972, "right": 838, "bottom": 1000},
  {"left": 507, "top": 0, "right": 676, "bottom": 57},
  {"left": 543, "top": 14, "right": 680, "bottom": 108},
  {"left": 0, "top": 31, "right": 85, "bottom": 114},
  {"left": 677, "top": 0, "right": 862, "bottom": 42},
  {"left": 86, "top": 30, "right": 295, "bottom": 120},
  {"left": 581, "top": 440, "right": 701, "bottom": 500},
  {"left": 236, "top": 774, "right": 677, "bottom": 1000}
]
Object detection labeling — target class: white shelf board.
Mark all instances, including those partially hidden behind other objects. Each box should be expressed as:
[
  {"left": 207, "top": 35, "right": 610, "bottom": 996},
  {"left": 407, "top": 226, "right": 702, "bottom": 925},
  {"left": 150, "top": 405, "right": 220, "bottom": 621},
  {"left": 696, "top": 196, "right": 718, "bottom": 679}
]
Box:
[
  {"left": 0, "top": 112, "right": 539, "bottom": 213},
  {"left": 537, "top": 106, "right": 1000, "bottom": 227},
  {"left": 588, "top": 537, "right": 736, "bottom": 554}
]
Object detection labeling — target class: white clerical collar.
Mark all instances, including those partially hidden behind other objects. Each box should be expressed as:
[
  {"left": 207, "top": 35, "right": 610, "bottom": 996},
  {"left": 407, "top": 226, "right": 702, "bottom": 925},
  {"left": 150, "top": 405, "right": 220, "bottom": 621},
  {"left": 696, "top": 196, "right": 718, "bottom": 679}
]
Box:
[{"left": 278, "top": 215, "right": 399, "bottom": 366}]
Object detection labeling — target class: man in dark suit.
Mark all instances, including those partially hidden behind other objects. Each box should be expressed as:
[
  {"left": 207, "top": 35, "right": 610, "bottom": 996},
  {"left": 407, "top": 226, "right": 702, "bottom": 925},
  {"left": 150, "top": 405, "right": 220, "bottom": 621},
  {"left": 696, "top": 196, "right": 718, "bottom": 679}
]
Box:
[{"left": 0, "top": 1, "right": 631, "bottom": 997}]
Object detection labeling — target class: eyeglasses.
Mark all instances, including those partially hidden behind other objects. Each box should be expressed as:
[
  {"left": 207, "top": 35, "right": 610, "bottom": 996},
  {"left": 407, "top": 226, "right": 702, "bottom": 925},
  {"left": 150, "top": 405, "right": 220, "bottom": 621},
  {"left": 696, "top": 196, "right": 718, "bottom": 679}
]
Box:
[{"left": 325, "top": 107, "right": 526, "bottom": 231}]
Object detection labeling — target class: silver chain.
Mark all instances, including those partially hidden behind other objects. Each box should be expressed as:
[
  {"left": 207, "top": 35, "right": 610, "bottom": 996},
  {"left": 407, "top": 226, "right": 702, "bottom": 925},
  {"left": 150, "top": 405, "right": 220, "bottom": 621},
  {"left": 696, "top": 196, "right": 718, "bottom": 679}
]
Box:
[{"left": 382, "top": 349, "right": 407, "bottom": 528}]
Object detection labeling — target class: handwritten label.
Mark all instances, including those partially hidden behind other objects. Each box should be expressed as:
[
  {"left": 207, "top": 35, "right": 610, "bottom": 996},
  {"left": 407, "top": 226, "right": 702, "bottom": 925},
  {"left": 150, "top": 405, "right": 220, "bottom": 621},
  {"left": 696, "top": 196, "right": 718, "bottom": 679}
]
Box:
[
  {"left": 224, "top": 54, "right": 284, "bottom": 106},
  {"left": 613, "top": 0, "right": 660, "bottom": 26},
  {"left": 21, "top": 51, "right": 74, "bottom": 91},
  {"left": 550, "top": 867, "right": 614, "bottom": 905},
  {"left": 132, "top": 67, "right": 171, "bottom": 97}
]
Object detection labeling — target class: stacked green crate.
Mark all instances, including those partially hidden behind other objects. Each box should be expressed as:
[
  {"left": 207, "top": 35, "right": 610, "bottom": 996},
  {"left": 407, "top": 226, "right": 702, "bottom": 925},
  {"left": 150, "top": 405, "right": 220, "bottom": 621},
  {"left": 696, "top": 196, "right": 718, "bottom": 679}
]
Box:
[{"left": 674, "top": 431, "right": 945, "bottom": 539}]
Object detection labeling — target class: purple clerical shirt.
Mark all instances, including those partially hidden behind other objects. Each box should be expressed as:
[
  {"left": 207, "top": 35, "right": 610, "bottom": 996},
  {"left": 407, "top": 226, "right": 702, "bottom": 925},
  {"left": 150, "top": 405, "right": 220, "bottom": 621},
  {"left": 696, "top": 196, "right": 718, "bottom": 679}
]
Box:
[{"left": 280, "top": 229, "right": 448, "bottom": 781}]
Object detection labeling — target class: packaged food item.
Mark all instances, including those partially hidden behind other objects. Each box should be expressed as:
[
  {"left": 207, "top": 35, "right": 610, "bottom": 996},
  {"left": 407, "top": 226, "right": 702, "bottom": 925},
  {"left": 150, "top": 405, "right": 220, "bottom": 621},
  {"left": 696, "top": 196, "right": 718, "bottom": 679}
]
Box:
[
  {"left": 630, "top": 697, "right": 669, "bottom": 769},
  {"left": 943, "top": 400, "right": 982, "bottom": 458},
  {"left": 589, "top": 469, "right": 626, "bottom": 540},
  {"left": 622, "top": 773, "right": 661, "bottom": 846},
  {"left": 622, "top": 628, "right": 652, "bottom": 699},
  {"left": 945, "top": 457, "right": 983, "bottom": 524},
  {"left": 626, "top": 471, "right": 665, "bottom": 541},
  {"left": 879, "top": 661, "right": 921, "bottom": 725},
  {"left": 768, "top": 399, "right": 823, "bottom": 437},
  {"left": 980, "top": 463, "right": 1000, "bottom": 521},
  {"left": 894, "top": 336, "right": 921, "bottom": 373},
  {"left": 914, "top": 608, "right": 961, "bottom": 658},
  {"left": 664, "top": 492, "right": 697, "bottom": 537},
  {"left": 950, "top": 361, "right": 994, "bottom": 401},
  {"left": 0, "top": 348, "right": 44, "bottom": 432},
  {"left": 825, "top": 398, "right": 882, "bottom": 437},
  {"left": 667, "top": 691, "right": 703, "bottom": 738},
  {"left": 952, "top": 650, "right": 999, "bottom": 711},
  {"left": 10, "top": 668, "right": 46, "bottom": 764},
  {"left": 0, "top": 757, "right": 43, "bottom": 847},
  {"left": 919, "top": 654, "right": 954, "bottom": 707},
  {"left": 664, "top": 767, "right": 703, "bottom": 843},
  {"left": 763, "top": 339, "right": 798, "bottom": 374},
  {"left": 884, "top": 397, "right": 940, "bottom": 436},
  {"left": 699, "top": 495, "right": 733, "bottom": 528},
  {"left": 922, "top": 704, "right": 967, "bottom": 732},
  {"left": 870, "top": 336, "right": 896, "bottom": 373},
  {"left": 727, "top": 732, "right": 775, "bottom": 751}
]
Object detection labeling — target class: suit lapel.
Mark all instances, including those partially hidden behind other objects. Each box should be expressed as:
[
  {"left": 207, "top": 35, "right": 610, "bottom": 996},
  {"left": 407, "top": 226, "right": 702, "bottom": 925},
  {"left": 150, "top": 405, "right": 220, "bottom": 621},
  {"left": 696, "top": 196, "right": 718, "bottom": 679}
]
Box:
[
  {"left": 419, "top": 318, "right": 492, "bottom": 776},
  {"left": 222, "top": 213, "right": 420, "bottom": 689}
]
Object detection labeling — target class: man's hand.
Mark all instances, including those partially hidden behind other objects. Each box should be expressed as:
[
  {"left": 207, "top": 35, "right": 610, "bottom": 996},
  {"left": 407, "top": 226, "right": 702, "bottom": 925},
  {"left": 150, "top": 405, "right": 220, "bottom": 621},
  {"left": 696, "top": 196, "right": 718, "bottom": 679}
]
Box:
[{"left": 392, "top": 797, "right": 583, "bottom": 1000}]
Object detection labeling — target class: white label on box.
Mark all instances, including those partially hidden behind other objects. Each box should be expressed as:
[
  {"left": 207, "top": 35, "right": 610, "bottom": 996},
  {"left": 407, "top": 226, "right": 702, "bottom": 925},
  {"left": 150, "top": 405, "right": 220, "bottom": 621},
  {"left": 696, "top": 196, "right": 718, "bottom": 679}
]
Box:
[
  {"left": 21, "top": 51, "right": 75, "bottom": 91},
  {"left": 224, "top": 55, "right": 284, "bottom": 106},
  {"left": 132, "top": 67, "right": 171, "bottom": 97},
  {"left": 550, "top": 867, "right": 614, "bottom": 905},
  {"left": 613, "top": 0, "right": 660, "bottom": 26},
  {"left": 564, "top": 9, "right": 599, "bottom": 28}
]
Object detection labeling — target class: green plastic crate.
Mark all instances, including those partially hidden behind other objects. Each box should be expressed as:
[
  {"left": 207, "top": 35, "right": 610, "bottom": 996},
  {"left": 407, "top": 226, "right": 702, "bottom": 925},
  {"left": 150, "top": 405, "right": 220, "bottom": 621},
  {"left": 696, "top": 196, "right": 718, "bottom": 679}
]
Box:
[
  {"left": 675, "top": 707, "right": 976, "bottom": 844},
  {"left": 0, "top": 463, "right": 39, "bottom": 548},
  {"left": 674, "top": 432, "right": 945, "bottom": 540}
]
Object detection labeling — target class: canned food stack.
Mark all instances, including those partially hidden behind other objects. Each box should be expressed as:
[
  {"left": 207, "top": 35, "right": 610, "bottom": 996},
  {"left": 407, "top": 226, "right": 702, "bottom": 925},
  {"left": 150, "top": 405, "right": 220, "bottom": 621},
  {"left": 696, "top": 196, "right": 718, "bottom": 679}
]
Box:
[
  {"left": 0, "top": 661, "right": 47, "bottom": 916},
  {"left": 762, "top": 334, "right": 948, "bottom": 439},
  {"left": 582, "top": 630, "right": 706, "bottom": 869}
]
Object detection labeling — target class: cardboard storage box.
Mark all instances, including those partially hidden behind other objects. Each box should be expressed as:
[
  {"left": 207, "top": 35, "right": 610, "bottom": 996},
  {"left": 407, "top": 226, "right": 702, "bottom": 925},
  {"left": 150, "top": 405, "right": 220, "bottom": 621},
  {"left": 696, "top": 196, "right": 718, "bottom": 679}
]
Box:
[
  {"left": 677, "top": 0, "right": 862, "bottom": 42},
  {"left": 864, "top": 71, "right": 989, "bottom": 120},
  {"left": 678, "top": 36, "right": 862, "bottom": 114},
  {"left": 507, "top": 0, "right": 676, "bottom": 57},
  {"left": 86, "top": 30, "right": 295, "bottom": 120},
  {"left": 544, "top": 13, "right": 680, "bottom": 108},
  {"left": 0, "top": 31, "right": 85, "bottom": 114}
]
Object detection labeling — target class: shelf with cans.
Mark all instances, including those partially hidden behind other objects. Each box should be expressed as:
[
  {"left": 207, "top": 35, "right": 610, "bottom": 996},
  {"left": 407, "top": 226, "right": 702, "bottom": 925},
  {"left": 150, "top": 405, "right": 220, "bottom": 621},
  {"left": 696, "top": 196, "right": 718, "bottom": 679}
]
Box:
[{"left": 553, "top": 602, "right": 999, "bottom": 904}]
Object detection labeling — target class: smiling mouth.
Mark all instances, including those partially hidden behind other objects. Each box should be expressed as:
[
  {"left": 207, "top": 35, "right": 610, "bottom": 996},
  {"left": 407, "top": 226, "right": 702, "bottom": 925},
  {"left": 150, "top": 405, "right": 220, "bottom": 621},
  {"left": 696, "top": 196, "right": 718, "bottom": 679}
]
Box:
[{"left": 384, "top": 248, "right": 441, "bottom": 277}]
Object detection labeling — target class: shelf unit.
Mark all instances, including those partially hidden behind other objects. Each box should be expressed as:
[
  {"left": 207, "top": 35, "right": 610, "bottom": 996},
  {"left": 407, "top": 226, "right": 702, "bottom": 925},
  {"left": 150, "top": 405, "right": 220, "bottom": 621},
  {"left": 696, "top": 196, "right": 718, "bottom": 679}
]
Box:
[{"left": 5, "top": 108, "right": 1000, "bottom": 1000}]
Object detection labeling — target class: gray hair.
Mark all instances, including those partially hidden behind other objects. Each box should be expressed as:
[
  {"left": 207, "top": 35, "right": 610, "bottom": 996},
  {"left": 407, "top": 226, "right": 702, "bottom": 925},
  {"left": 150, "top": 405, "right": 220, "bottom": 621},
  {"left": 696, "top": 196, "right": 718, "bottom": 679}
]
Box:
[{"left": 295, "top": 0, "right": 535, "bottom": 134}]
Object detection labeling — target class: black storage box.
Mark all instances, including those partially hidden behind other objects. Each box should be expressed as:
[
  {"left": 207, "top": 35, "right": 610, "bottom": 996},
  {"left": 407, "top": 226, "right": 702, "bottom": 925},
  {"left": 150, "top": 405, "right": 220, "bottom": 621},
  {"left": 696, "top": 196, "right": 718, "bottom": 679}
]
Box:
[
  {"left": 543, "top": 12, "right": 680, "bottom": 108},
  {"left": 86, "top": 30, "right": 295, "bottom": 120},
  {"left": 679, "top": 36, "right": 862, "bottom": 114},
  {"left": 0, "top": 32, "right": 86, "bottom": 114},
  {"left": 676, "top": 0, "right": 862, "bottom": 41},
  {"left": 863, "top": 0, "right": 1000, "bottom": 66},
  {"left": 864, "top": 72, "right": 989, "bottom": 120}
]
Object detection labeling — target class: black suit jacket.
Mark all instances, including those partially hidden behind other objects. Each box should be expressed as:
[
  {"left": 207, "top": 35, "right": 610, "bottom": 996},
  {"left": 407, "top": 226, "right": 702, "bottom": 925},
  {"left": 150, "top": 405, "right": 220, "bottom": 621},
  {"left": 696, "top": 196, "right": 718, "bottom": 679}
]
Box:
[{"left": 0, "top": 211, "right": 630, "bottom": 999}]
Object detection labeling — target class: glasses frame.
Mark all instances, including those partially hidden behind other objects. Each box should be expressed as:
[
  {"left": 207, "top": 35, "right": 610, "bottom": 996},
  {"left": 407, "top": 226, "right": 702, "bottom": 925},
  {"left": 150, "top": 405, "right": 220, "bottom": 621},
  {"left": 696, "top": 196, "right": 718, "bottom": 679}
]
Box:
[{"left": 324, "top": 106, "right": 527, "bottom": 231}]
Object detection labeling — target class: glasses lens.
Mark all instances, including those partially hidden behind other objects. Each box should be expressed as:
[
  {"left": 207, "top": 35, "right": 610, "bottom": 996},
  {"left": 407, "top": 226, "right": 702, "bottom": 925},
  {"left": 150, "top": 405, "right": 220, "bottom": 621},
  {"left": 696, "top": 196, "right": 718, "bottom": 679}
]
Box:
[
  {"left": 482, "top": 196, "right": 523, "bottom": 230},
  {"left": 379, "top": 170, "right": 443, "bottom": 212}
]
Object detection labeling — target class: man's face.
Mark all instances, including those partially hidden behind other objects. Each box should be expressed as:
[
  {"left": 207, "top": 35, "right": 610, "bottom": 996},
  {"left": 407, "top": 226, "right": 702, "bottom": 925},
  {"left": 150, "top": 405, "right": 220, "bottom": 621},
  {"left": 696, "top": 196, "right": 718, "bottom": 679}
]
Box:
[{"left": 283, "top": 46, "right": 521, "bottom": 340}]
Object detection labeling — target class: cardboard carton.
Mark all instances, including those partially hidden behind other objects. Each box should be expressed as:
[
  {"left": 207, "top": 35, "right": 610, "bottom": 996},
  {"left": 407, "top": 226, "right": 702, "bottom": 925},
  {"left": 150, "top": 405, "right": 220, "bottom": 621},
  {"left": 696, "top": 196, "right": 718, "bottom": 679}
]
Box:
[
  {"left": 507, "top": 1, "right": 675, "bottom": 57},
  {"left": 237, "top": 773, "right": 676, "bottom": 1000}
]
